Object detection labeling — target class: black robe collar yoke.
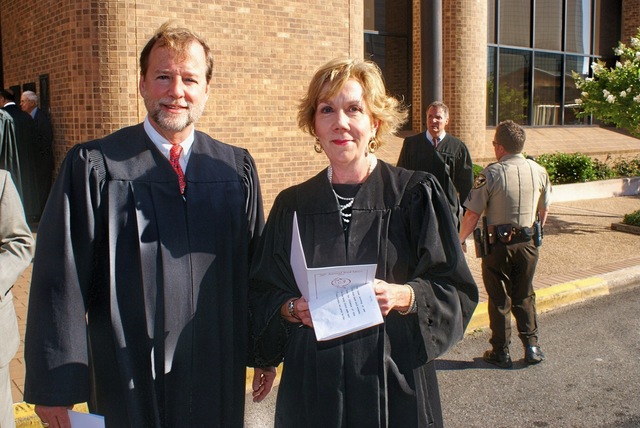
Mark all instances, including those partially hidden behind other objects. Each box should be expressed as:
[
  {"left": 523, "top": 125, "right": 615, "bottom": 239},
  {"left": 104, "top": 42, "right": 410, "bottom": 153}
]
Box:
[{"left": 292, "top": 161, "right": 417, "bottom": 268}]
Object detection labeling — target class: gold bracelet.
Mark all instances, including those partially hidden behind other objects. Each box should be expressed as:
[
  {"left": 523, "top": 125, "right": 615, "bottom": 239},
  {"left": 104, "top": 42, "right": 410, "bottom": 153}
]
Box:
[{"left": 397, "top": 285, "right": 416, "bottom": 315}]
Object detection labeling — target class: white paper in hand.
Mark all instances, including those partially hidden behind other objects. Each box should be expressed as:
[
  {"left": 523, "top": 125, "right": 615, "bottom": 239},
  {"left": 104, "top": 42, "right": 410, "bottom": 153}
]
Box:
[
  {"left": 290, "top": 212, "right": 383, "bottom": 341},
  {"left": 67, "top": 409, "right": 105, "bottom": 428}
]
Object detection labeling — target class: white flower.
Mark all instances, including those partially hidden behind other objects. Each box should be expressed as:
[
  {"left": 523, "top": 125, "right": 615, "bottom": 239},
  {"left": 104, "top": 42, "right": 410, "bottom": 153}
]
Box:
[
  {"left": 616, "top": 61, "right": 623, "bottom": 68},
  {"left": 606, "top": 94, "right": 616, "bottom": 103},
  {"left": 581, "top": 91, "right": 589, "bottom": 97},
  {"left": 575, "top": 98, "right": 583, "bottom": 105},
  {"left": 631, "top": 37, "right": 640, "bottom": 49},
  {"left": 591, "top": 62, "right": 604, "bottom": 75},
  {"left": 621, "top": 91, "right": 627, "bottom": 97},
  {"left": 585, "top": 77, "right": 593, "bottom": 82},
  {"left": 636, "top": 52, "right": 640, "bottom": 60},
  {"left": 615, "top": 47, "right": 623, "bottom": 56},
  {"left": 634, "top": 94, "right": 640, "bottom": 102},
  {"left": 603, "top": 89, "right": 610, "bottom": 97}
]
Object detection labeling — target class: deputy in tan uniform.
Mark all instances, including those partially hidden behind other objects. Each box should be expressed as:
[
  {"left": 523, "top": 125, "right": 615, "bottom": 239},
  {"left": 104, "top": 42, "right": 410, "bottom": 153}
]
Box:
[{"left": 459, "top": 120, "right": 551, "bottom": 369}]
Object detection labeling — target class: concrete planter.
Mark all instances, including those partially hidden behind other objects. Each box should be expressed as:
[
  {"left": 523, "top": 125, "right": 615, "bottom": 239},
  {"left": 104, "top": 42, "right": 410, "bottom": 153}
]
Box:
[
  {"left": 611, "top": 222, "right": 640, "bottom": 235},
  {"left": 552, "top": 176, "right": 640, "bottom": 203}
]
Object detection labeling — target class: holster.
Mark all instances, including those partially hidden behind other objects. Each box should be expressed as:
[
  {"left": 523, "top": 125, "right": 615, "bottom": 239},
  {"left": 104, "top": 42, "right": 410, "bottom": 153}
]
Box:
[
  {"left": 495, "top": 224, "right": 514, "bottom": 244},
  {"left": 533, "top": 221, "right": 543, "bottom": 247},
  {"left": 473, "top": 227, "right": 485, "bottom": 258},
  {"left": 480, "top": 217, "right": 491, "bottom": 256}
]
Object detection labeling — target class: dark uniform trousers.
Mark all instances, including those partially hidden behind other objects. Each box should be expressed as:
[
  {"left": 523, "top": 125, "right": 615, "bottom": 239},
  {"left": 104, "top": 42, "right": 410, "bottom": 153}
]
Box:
[{"left": 481, "top": 237, "right": 540, "bottom": 352}]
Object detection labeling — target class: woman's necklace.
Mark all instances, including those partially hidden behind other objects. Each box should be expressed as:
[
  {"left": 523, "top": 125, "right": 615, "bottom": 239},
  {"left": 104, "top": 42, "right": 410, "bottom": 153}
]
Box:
[
  {"left": 327, "top": 156, "right": 377, "bottom": 225},
  {"left": 326, "top": 155, "right": 377, "bottom": 183}
]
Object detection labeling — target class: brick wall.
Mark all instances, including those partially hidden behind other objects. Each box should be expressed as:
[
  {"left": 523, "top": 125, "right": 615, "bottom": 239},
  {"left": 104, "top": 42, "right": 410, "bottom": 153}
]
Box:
[
  {"left": 623, "top": 0, "right": 640, "bottom": 42},
  {"left": 1, "top": 0, "right": 364, "bottom": 212}
]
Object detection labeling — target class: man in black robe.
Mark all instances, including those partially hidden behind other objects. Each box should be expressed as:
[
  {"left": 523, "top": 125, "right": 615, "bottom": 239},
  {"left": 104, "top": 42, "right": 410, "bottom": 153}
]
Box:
[
  {"left": 24, "top": 22, "right": 273, "bottom": 428},
  {"left": 397, "top": 101, "right": 474, "bottom": 229},
  {"left": 0, "top": 89, "right": 40, "bottom": 222},
  {"left": 20, "top": 90, "right": 54, "bottom": 215}
]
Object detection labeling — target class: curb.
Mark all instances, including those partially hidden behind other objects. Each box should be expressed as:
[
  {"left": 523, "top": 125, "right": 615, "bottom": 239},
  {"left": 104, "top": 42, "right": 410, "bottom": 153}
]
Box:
[{"left": 465, "top": 265, "right": 640, "bottom": 334}]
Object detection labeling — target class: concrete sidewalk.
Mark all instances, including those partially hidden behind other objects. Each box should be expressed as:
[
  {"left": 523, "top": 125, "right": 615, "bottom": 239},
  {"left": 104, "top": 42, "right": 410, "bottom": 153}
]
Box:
[{"left": 8, "top": 191, "right": 640, "bottom": 426}]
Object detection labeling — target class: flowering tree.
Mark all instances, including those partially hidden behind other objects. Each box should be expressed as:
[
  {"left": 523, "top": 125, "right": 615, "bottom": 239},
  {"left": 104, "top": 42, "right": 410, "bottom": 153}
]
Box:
[{"left": 573, "top": 30, "right": 640, "bottom": 138}]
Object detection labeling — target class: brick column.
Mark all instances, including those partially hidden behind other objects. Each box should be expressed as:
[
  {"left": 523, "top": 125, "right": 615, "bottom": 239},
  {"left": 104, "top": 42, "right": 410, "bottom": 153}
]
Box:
[{"left": 442, "top": 0, "right": 487, "bottom": 158}]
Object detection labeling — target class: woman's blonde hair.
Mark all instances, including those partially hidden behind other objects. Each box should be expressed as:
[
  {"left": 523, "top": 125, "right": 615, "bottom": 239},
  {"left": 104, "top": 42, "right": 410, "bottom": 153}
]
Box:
[{"left": 297, "top": 58, "right": 408, "bottom": 146}]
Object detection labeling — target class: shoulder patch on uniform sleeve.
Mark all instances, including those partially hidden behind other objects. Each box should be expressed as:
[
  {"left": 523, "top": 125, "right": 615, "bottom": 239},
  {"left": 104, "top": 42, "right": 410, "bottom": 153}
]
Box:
[{"left": 473, "top": 173, "right": 487, "bottom": 189}]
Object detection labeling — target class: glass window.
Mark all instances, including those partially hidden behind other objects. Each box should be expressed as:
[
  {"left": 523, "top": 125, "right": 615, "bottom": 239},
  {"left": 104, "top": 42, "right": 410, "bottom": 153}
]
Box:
[
  {"left": 487, "top": 47, "right": 497, "bottom": 125},
  {"left": 364, "top": 0, "right": 412, "bottom": 129},
  {"left": 564, "top": 55, "right": 591, "bottom": 124},
  {"left": 532, "top": 53, "right": 562, "bottom": 125},
  {"left": 487, "top": 0, "right": 621, "bottom": 127},
  {"left": 566, "top": 0, "right": 592, "bottom": 54},
  {"left": 498, "top": 48, "right": 531, "bottom": 125},
  {"left": 534, "top": 0, "right": 562, "bottom": 51},
  {"left": 499, "top": 0, "right": 531, "bottom": 47},
  {"left": 593, "top": 0, "right": 621, "bottom": 57},
  {"left": 488, "top": 0, "right": 496, "bottom": 44}
]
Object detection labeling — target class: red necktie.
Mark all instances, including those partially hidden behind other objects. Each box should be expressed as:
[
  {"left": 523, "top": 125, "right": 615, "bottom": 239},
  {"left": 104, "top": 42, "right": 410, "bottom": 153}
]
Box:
[
  {"left": 169, "top": 145, "right": 186, "bottom": 195},
  {"left": 433, "top": 136, "right": 439, "bottom": 149}
]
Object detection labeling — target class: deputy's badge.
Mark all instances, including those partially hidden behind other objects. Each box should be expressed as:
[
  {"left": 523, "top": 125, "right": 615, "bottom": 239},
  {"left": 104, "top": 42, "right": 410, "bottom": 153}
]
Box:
[{"left": 473, "top": 174, "right": 487, "bottom": 189}]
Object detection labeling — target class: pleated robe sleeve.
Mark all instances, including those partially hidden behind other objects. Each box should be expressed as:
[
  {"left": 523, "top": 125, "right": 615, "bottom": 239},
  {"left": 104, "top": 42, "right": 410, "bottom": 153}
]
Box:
[
  {"left": 397, "top": 171, "right": 478, "bottom": 362},
  {"left": 24, "top": 143, "right": 106, "bottom": 405}
]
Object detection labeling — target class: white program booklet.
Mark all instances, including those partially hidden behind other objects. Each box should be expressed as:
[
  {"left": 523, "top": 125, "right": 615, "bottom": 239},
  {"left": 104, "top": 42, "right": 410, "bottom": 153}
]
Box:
[
  {"left": 291, "top": 212, "right": 383, "bottom": 341},
  {"left": 68, "top": 409, "right": 105, "bottom": 428}
]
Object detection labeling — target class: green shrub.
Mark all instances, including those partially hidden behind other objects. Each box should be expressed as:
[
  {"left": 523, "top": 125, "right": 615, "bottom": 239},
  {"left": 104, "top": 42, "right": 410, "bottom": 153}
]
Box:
[
  {"left": 623, "top": 209, "right": 640, "bottom": 226},
  {"left": 612, "top": 155, "right": 640, "bottom": 177},
  {"left": 592, "top": 158, "right": 617, "bottom": 180},
  {"left": 535, "top": 152, "right": 597, "bottom": 184},
  {"left": 472, "top": 164, "right": 483, "bottom": 179},
  {"left": 474, "top": 153, "right": 639, "bottom": 185}
]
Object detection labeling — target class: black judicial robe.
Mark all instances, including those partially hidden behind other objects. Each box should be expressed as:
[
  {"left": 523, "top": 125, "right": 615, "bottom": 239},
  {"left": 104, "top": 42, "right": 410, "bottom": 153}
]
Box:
[
  {"left": 3, "top": 104, "right": 40, "bottom": 219},
  {"left": 397, "top": 133, "right": 474, "bottom": 230},
  {"left": 24, "top": 124, "right": 264, "bottom": 428},
  {"left": 0, "top": 110, "right": 21, "bottom": 196},
  {"left": 249, "top": 161, "right": 478, "bottom": 428}
]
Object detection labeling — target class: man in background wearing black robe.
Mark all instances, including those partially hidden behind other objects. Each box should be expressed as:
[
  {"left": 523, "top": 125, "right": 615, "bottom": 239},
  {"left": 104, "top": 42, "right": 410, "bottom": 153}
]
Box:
[
  {"left": 20, "top": 90, "right": 54, "bottom": 216},
  {"left": 397, "top": 101, "right": 474, "bottom": 230},
  {"left": 0, "top": 89, "right": 40, "bottom": 222},
  {"left": 24, "top": 22, "right": 273, "bottom": 428}
]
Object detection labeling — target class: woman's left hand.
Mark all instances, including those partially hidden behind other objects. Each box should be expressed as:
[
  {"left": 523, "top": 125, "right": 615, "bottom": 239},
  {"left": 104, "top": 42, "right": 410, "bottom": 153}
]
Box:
[{"left": 374, "top": 279, "right": 413, "bottom": 316}]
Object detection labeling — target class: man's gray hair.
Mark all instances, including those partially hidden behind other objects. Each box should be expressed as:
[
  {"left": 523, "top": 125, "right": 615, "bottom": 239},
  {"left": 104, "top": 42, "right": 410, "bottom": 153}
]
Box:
[{"left": 22, "top": 90, "right": 38, "bottom": 103}]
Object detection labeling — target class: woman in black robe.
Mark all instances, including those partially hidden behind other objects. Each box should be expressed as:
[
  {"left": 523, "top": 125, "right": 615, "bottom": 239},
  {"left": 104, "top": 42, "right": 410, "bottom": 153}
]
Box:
[{"left": 249, "top": 58, "right": 478, "bottom": 427}]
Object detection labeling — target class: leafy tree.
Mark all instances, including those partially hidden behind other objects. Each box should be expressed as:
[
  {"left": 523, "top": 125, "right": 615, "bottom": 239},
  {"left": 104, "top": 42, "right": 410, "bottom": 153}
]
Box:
[{"left": 573, "top": 29, "right": 640, "bottom": 137}]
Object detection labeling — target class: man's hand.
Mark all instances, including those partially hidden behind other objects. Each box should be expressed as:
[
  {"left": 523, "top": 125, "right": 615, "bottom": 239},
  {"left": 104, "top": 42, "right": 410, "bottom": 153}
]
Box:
[
  {"left": 252, "top": 366, "right": 277, "bottom": 403},
  {"left": 34, "top": 405, "right": 73, "bottom": 428}
]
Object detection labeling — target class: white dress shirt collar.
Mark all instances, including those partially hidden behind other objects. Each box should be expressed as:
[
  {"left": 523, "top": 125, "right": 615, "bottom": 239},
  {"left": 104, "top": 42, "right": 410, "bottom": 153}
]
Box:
[{"left": 143, "top": 116, "right": 195, "bottom": 172}]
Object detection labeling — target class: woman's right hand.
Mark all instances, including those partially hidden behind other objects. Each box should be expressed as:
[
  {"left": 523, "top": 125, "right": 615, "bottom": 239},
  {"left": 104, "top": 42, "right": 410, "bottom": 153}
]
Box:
[
  {"left": 34, "top": 405, "right": 73, "bottom": 428},
  {"left": 280, "top": 297, "right": 313, "bottom": 327}
]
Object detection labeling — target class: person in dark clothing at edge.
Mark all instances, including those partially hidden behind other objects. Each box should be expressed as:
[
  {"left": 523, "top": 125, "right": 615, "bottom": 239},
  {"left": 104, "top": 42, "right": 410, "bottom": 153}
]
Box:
[
  {"left": 396, "top": 101, "right": 474, "bottom": 230},
  {"left": 24, "top": 22, "right": 275, "bottom": 428},
  {"left": 248, "top": 58, "right": 478, "bottom": 428}
]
